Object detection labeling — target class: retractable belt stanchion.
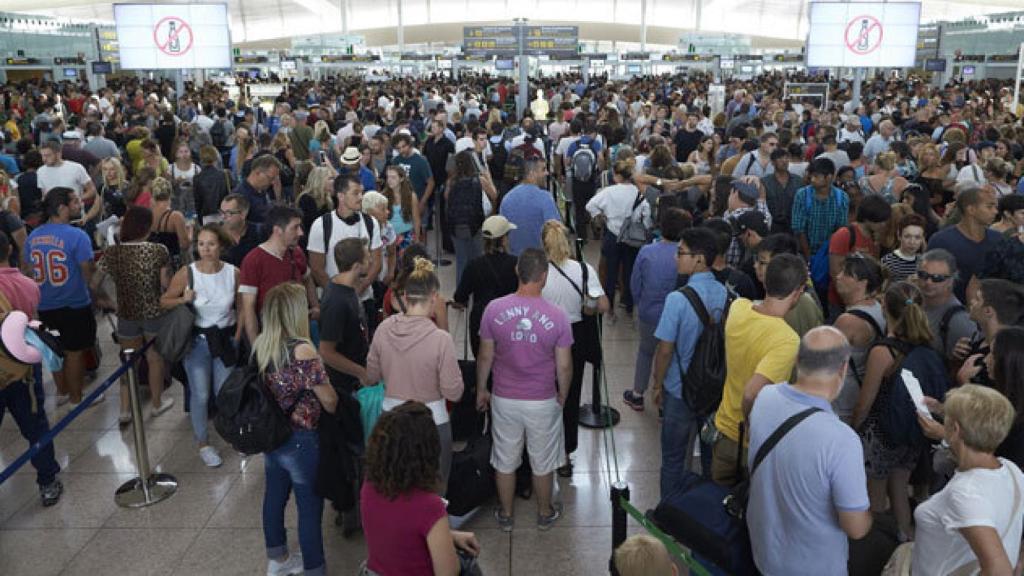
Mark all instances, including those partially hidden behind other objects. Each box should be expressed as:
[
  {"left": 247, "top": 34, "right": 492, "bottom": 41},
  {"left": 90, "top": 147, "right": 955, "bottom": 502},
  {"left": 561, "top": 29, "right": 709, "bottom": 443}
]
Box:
[
  {"left": 433, "top": 185, "right": 452, "bottom": 268},
  {"left": 114, "top": 348, "right": 177, "bottom": 508},
  {"left": 574, "top": 235, "right": 620, "bottom": 429}
]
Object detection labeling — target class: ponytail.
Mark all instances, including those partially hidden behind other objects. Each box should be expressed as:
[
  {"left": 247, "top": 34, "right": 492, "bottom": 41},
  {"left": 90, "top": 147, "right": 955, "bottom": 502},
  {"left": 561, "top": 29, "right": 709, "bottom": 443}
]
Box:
[
  {"left": 403, "top": 257, "right": 440, "bottom": 302},
  {"left": 882, "top": 281, "right": 933, "bottom": 346}
]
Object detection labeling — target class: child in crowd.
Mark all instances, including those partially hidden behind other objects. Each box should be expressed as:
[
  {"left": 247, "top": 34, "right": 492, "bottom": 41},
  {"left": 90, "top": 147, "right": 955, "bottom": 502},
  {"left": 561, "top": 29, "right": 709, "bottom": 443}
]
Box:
[{"left": 614, "top": 534, "right": 678, "bottom": 576}]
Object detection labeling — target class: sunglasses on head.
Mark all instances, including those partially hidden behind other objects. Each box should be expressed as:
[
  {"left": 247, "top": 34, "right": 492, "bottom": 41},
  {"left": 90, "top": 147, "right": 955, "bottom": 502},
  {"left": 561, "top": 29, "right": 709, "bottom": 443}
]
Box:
[{"left": 917, "top": 270, "right": 951, "bottom": 283}]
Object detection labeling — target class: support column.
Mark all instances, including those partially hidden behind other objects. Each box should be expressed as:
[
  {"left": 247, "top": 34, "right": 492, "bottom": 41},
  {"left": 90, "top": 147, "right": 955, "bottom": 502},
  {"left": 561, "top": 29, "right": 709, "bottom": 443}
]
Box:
[
  {"left": 397, "top": 0, "right": 404, "bottom": 54},
  {"left": 516, "top": 18, "right": 528, "bottom": 120},
  {"left": 640, "top": 0, "right": 647, "bottom": 52},
  {"left": 851, "top": 67, "right": 864, "bottom": 110}
]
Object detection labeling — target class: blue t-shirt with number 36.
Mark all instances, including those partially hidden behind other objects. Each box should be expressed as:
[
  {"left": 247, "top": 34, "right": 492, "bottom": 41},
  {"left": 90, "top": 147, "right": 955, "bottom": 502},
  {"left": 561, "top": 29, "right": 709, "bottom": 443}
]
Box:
[{"left": 24, "top": 223, "right": 94, "bottom": 311}]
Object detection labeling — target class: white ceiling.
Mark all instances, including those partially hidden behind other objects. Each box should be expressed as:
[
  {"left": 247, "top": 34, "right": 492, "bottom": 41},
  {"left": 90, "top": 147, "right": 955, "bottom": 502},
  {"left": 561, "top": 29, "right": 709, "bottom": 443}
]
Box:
[{"left": 8, "top": 0, "right": 1024, "bottom": 45}]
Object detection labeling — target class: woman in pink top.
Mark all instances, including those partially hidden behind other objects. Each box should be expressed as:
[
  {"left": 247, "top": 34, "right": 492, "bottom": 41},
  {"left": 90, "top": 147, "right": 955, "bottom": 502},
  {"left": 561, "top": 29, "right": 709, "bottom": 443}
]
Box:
[
  {"left": 367, "top": 257, "right": 464, "bottom": 493},
  {"left": 360, "top": 402, "right": 480, "bottom": 576}
]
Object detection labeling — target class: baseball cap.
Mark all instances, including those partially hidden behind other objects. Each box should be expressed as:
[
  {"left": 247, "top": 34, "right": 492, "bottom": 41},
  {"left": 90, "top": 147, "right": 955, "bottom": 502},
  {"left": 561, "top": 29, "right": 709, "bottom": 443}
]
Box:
[
  {"left": 340, "top": 146, "right": 360, "bottom": 165},
  {"left": 61, "top": 131, "right": 81, "bottom": 140},
  {"left": 481, "top": 215, "right": 517, "bottom": 239},
  {"left": 731, "top": 181, "right": 759, "bottom": 206},
  {"left": 733, "top": 210, "right": 769, "bottom": 237}
]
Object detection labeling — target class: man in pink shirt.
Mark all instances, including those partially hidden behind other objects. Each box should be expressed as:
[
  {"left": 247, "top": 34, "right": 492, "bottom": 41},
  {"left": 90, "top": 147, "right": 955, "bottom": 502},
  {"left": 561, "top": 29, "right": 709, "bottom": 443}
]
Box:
[
  {"left": 0, "top": 233, "right": 63, "bottom": 506},
  {"left": 476, "top": 248, "right": 573, "bottom": 532}
]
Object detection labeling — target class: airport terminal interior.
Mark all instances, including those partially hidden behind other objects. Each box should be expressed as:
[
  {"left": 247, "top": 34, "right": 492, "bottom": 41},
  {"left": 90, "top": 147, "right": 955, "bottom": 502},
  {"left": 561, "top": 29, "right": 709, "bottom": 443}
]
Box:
[{"left": 1, "top": 1, "right": 1024, "bottom": 575}]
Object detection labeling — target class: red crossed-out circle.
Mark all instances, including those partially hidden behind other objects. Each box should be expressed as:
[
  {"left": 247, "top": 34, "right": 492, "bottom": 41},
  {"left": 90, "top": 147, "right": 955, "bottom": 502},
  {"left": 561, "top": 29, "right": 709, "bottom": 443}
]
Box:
[
  {"left": 153, "top": 16, "right": 193, "bottom": 57},
  {"left": 845, "top": 15, "right": 883, "bottom": 55}
]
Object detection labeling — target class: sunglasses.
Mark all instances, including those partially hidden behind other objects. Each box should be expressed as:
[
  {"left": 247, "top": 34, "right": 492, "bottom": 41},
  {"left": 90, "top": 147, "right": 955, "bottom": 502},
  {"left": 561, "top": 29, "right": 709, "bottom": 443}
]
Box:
[{"left": 917, "top": 270, "right": 951, "bottom": 283}]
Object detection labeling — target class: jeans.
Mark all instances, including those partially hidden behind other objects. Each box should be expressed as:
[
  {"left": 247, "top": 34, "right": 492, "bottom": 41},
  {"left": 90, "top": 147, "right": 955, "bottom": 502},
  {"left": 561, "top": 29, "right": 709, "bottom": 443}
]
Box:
[
  {"left": 264, "top": 429, "right": 325, "bottom": 575},
  {"left": 660, "top": 392, "right": 700, "bottom": 499},
  {"left": 632, "top": 319, "right": 658, "bottom": 394},
  {"left": 452, "top": 232, "right": 483, "bottom": 288},
  {"left": 182, "top": 334, "right": 232, "bottom": 444},
  {"left": 0, "top": 365, "right": 59, "bottom": 487},
  {"left": 601, "top": 229, "right": 639, "bottom": 312}
]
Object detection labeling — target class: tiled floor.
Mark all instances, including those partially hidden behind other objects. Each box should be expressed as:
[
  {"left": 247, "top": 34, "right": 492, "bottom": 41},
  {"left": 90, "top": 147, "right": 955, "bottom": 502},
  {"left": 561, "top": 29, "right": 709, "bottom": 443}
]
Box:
[{"left": 0, "top": 242, "right": 666, "bottom": 576}]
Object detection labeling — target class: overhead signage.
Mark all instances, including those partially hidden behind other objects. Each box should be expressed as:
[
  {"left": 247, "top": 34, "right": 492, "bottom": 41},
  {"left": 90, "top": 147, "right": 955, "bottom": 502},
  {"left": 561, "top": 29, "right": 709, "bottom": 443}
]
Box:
[
  {"left": 54, "top": 56, "right": 86, "bottom": 65},
  {"left": 622, "top": 52, "right": 651, "bottom": 61},
  {"left": 291, "top": 34, "right": 364, "bottom": 50},
  {"left": 924, "top": 58, "right": 946, "bottom": 71},
  {"left": 320, "top": 54, "right": 379, "bottom": 63},
  {"left": 233, "top": 55, "right": 267, "bottom": 64},
  {"left": 462, "top": 25, "right": 578, "bottom": 58},
  {"left": 771, "top": 54, "right": 804, "bottom": 63},
  {"left": 5, "top": 57, "right": 41, "bottom": 66},
  {"left": 91, "top": 61, "right": 114, "bottom": 74},
  {"left": 806, "top": 2, "right": 920, "bottom": 68},
  {"left": 662, "top": 54, "right": 715, "bottom": 62},
  {"left": 400, "top": 53, "right": 435, "bottom": 61},
  {"left": 955, "top": 54, "right": 985, "bottom": 62},
  {"left": 114, "top": 3, "right": 232, "bottom": 70},
  {"left": 987, "top": 54, "right": 1019, "bottom": 63}
]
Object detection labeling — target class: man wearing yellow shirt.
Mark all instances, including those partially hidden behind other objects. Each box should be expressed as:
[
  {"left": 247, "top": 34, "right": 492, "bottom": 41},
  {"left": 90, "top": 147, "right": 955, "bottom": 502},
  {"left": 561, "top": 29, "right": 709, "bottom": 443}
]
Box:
[{"left": 712, "top": 253, "right": 808, "bottom": 486}]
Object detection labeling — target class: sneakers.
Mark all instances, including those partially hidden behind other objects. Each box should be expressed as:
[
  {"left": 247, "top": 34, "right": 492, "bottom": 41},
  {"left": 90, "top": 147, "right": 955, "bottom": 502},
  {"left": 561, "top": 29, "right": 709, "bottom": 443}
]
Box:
[
  {"left": 199, "top": 446, "right": 223, "bottom": 468},
  {"left": 556, "top": 458, "right": 573, "bottom": 478},
  {"left": 494, "top": 507, "right": 514, "bottom": 533},
  {"left": 40, "top": 479, "right": 63, "bottom": 507},
  {"left": 150, "top": 397, "right": 175, "bottom": 417},
  {"left": 537, "top": 502, "right": 563, "bottom": 531},
  {"left": 266, "top": 552, "right": 303, "bottom": 576},
  {"left": 622, "top": 390, "right": 645, "bottom": 412},
  {"left": 56, "top": 394, "right": 69, "bottom": 407}
]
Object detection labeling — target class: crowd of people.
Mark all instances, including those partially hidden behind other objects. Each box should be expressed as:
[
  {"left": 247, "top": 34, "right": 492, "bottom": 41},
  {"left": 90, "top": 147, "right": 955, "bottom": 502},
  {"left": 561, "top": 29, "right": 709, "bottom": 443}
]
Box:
[{"left": 1, "top": 66, "right": 1024, "bottom": 575}]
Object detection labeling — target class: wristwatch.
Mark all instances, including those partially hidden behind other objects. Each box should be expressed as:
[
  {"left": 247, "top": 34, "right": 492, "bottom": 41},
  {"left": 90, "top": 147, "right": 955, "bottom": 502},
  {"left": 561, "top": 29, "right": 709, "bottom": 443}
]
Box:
[{"left": 656, "top": 178, "right": 663, "bottom": 187}]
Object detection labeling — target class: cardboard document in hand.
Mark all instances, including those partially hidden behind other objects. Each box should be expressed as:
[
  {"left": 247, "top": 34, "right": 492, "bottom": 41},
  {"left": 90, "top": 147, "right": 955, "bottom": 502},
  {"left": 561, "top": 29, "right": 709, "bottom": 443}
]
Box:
[{"left": 901, "top": 369, "right": 934, "bottom": 420}]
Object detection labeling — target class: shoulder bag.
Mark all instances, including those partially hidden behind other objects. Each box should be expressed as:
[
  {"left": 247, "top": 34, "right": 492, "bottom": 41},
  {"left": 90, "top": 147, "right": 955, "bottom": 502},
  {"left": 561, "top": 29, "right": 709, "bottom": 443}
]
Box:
[{"left": 156, "top": 265, "right": 195, "bottom": 364}]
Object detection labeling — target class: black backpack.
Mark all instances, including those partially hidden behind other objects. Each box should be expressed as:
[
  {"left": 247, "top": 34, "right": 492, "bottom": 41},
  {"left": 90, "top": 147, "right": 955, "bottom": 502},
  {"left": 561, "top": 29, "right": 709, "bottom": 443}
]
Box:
[
  {"left": 447, "top": 177, "right": 485, "bottom": 237},
  {"left": 319, "top": 210, "right": 375, "bottom": 255},
  {"left": 209, "top": 119, "right": 228, "bottom": 148},
  {"left": 213, "top": 359, "right": 297, "bottom": 455},
  {"left": 677, "top": 285, "right": 732, "bottom": 418},
  {"left": 487, "top": 138, "right": 508, "bottom": 181},
  {"left": 873, "top": 338, "right": 950, "bottom": 449}
]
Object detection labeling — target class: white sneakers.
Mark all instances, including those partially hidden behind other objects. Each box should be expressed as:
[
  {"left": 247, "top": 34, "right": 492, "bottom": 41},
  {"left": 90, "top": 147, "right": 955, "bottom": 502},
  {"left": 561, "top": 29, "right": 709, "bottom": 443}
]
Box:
[
  {"left": 199, "top": 446, "right": 223, "bottom": 468},
  {"left": 150, "top": 397, "right": 175, "bottom": 417},
  {"left": 266, "top": 553, "right": 303, "bottom": 576}
]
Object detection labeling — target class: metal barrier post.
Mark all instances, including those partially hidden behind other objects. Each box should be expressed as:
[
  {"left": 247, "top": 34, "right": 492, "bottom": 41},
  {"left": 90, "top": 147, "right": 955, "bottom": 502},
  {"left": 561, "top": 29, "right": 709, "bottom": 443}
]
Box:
[
  {"left": 609, "top": 481, "right": 630, "bottom": 575},
  {"left": 114, "top": 349, "right": 177, "bottom": 508}
]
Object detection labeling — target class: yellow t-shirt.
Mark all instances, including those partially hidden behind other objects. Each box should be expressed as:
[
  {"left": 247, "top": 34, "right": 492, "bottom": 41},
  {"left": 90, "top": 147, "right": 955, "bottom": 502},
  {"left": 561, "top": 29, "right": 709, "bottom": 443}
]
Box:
[{"left": 714, "top": 298, "right": 799, "bottom": 443}]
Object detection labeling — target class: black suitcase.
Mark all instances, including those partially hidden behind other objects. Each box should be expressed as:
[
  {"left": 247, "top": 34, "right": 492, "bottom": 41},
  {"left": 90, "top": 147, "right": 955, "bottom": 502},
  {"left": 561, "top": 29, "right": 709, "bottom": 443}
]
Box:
[
  {"left": 451, "top": 308, "right": 485, "bottom": 443},
  {"left": 446, "top": 416, "right": 495, "bottom": 516}
]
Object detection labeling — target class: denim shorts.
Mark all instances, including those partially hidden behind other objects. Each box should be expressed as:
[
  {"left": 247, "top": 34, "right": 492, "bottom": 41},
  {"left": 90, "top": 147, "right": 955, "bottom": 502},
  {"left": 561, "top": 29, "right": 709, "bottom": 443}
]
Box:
[{"left": 117, "top": 314, "right": 166, "bottom": 341}]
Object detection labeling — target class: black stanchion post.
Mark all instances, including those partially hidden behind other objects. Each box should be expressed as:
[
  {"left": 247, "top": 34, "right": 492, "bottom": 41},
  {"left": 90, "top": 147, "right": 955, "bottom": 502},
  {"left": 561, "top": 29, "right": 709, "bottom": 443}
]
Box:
[
  {"left": 609, "top": 481, "right": 630, "bottom": 575},
  {"left": 578, "top": 233, "right": 620, "bottom": 429}
]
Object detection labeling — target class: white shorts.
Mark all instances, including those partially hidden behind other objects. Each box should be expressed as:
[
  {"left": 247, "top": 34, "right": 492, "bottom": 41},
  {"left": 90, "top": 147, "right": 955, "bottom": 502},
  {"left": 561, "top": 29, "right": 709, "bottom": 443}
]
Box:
[{"left": 490, "top": 395, "right": 565, "bottom": 476}]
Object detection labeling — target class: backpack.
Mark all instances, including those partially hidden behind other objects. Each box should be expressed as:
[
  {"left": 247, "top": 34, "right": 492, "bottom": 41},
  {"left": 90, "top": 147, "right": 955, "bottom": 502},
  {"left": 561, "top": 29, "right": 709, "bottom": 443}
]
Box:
[
  {"left": 213, "top": 359, "right": 298, "bottom": 455},
  {"left": 570, "top": 140, "right": 597, "bottom": 183},
  {"left": 487, "top": 138, "right": 508, "bottom": 180},
  {"left": 676, "top": 285, "right": 732, "bottom": 418},
  {"left": 617, "top": 188, "right": 651, "bottom": 248},
  {"left": 447, "top": 177, "right": 485, "bottom": 238},
  {"left": 846, "top": 308, "right": 883, "bottom": 386},
  {"left": 502, "top": 141, "right": 542, "bottom": 184},
  {"left": 810, "top": 216, "right": 856, "bottom": 295},
  {"left": 209, "top": 119, "right": 228, "bottom": 148},
  {"left": 872, "top": 338, "right": 950, "bottom": 449},
  {"left": 939, "top": 304, "right": 968, "bottom": 355},
  {"left": 319, "top": 210, "right": 375, "bottom": 256},
  {"left": 0, "top": 292, "right": 37, "bottom": 389}
]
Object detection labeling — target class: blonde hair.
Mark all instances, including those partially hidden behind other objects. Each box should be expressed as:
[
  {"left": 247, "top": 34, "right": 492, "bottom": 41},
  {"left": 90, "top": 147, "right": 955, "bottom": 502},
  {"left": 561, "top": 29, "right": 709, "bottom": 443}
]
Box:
[
  {"left": 875, "top": 151, "right": 897, "bottom": 172},
  {"left": 541, "top": 219, "right": 572, "bottom": 265},
  {"left": 614, "top": 534, "right": 674, "bottom": 576},
  {"left": 298, "top": 166, "right": 335, "bottom": 212},
  {"left": 100, "top": 157, "right": 127, "bottom": 189},
  {"left": 404, "top": 257, "right": 439, "bottom": 302},
  {"left": 254, "top": 283, "right": 311, "bottom": 374},
  {"left": 314, "top": 120, "right": 331, "bottom": 142},
  {"left": 945, "top": 384, "right": 1016, "bottom": 453},
  {"left": 151, "top": 177, "right": 173, "bottom": 202}
]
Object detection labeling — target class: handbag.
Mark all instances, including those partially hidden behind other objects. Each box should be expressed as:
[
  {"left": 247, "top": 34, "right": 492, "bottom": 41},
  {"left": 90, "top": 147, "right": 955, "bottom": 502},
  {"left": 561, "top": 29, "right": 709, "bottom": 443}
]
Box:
[
  {"left": 650, "top": 407, "right": 821, "bottom": 575},
  {"left": 355, "top": 382, "right": 385, "bottom": 444},
  {"left": 156, "top": 265, "right": 195, "bottom": 364},
  {"left": 617, "top": 189, "right": 651, "bottom": 248},
  {"left": 881, "top": 470, "right": 1022, "bottom": 576}
]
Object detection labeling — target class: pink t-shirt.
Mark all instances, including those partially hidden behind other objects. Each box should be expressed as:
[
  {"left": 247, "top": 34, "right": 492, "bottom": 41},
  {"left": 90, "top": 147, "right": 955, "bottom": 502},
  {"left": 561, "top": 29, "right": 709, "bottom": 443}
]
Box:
[
  {"left": 478, "top": 294, "right": 573, "bottom": 400},
  {"left": 0, "top": 268, "right": 40, "bottom": 316},
  {"left": 361, "top": 482, "right": 446, "bottom": 576}
]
